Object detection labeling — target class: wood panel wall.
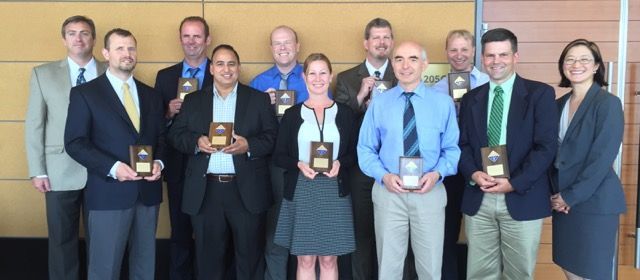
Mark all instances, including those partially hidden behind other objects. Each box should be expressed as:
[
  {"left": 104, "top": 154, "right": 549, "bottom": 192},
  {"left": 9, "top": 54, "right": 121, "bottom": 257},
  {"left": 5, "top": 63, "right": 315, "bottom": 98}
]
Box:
[
  {"left": 0, "top": 0, "right": 474, "bottom": 238},
  {"left": 484, "top": 0, "right": 640, "bottom": 271}
]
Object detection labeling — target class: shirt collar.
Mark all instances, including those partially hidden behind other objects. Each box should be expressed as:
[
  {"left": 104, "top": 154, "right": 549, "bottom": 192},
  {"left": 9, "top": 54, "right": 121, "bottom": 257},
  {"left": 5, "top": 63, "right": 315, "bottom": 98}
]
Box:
[
  {"left": 489, "top": 72, "right": 516, "bottom": 96},
  {"left": 269, "top": 63, "right": 302, "bottom": 78},
  {"left": 213, "top": 82, "right": 239, "bottom": 99},
  {"left": 365, "top": 59, "right": 389, "bottom": 77},
  {"left": 397, "top": 82, "right": 428, "bottom": 100},
  {"left": 105, "top": 69, "right": 135, "bottom": 92},
  {"left": 181, "top": 59, "right": 208, "bottom": 77},
  {"left": 67, "top": 56, "right": 97, "bottom": 75}
]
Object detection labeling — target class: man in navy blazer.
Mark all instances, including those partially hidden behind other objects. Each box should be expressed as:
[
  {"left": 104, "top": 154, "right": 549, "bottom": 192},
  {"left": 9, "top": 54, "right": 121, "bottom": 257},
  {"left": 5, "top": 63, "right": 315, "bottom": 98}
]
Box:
[
  {"left": 65, "top": 28, "right": 166, "bottom": 280},
  {"left": 458, "top": 28, "right": 558, "bottom": 280},
  {"left": 168, "top": 44, "right": 278, "bottom": 280},
  {"left": 154, "top": 16, "right": 213, "bottom": 280}
]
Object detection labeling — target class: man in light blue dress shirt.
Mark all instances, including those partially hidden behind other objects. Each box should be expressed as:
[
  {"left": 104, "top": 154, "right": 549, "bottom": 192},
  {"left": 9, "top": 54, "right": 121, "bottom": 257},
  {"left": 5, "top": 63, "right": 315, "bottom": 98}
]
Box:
[
  {"left": 358, "top": 41, "right": 460, "bottom": 279},
  {"left": 430, "top": 29, "right": 489, "bottom": 280}
]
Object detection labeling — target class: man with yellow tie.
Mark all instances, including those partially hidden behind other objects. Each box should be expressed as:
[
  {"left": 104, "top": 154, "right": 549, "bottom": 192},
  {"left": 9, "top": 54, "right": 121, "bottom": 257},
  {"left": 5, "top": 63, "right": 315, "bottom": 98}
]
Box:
[{"left": 64, "top": 28, "right": 167, "bottom": 280}]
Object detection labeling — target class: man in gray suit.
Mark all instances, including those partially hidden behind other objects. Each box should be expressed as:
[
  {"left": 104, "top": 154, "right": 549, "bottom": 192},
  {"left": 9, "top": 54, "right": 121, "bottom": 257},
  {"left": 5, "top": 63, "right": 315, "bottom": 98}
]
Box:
[{"left": 25, "top": 15, "right": 106, "bottom": 280}]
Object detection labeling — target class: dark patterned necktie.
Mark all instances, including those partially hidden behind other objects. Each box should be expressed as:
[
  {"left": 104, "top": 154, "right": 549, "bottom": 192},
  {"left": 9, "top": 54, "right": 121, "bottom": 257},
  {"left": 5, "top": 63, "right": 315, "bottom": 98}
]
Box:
[
  {"left": 188, "top": 67, "right": 200, "bottom": 78},
  {"left": 403, "top": 92, "right": 420, "bottom": 156},
  {"left": 76, "top": 68, "right": 86, "bottom": 86},
  {"left": 374, "top": 70, "right": 381, "bottom": 79}
]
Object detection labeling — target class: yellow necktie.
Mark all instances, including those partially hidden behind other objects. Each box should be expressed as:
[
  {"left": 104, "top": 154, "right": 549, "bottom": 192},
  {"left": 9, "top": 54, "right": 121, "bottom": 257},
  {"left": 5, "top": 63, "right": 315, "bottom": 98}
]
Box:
[{"left": 122, "top": 83, "right": 139, "bottom": 132}]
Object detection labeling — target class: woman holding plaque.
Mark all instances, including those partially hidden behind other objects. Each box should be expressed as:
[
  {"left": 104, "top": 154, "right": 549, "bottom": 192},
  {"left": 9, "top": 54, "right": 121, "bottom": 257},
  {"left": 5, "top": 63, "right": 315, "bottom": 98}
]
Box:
[
  {"left": 273, "top": 53, "right": 356, "bottom": 280},
  {"left": 550, "top": 39, "right": 626, "bottom": 280}
]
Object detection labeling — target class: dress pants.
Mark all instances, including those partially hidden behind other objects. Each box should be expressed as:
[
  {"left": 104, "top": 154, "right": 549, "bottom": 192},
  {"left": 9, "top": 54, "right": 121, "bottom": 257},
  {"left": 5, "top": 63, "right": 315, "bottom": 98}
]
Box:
[
  {"left": 264, "top": 164, "right": 289, "bottom": 280},
  {"left": 441, "top": 174, "right": 465, "bottom": 280},
  {"left": 45, "top": 189, "right": 85, "bottom": 280},
  {"left": 464, "top": 193, "right": 543, "bottom": 280},
  {"left": 191, "top": 178, "right": 266, "bottom": 280},
  {"left": 372, "top": 182, "right": 446, "bottom": 280},
  {"left": 349, "top": 167, "right": 376, "bottom": 280},
  {"left": 166, "top": 179, "right": 195, "bottom": 280},
  {"left": 87, "top": 201, "right": 159, "bottom": 280}
]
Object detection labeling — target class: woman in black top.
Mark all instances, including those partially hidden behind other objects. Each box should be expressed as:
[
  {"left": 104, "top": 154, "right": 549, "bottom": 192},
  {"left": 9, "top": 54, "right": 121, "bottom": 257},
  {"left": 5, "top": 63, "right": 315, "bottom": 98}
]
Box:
[{"left": 273, "top": 53, "right": 356, "bottom": 280}]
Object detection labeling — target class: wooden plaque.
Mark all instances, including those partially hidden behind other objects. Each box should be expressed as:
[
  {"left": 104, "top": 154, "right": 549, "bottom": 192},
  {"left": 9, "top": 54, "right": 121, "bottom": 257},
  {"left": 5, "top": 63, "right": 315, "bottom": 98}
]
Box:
[
  {"left": 481, "top": 145, "right": 510, "bottom": 178},
  {"left": 129, "top": 145, "right": 153, "bottom": 177},
  {"left": 309, "top": 141, "right": 333, "bottom": 172},
  {"left": 448, "top": 72, "right": 470, "bottom": 101},
  {"left": 208, "top": 122, "right": 234, "bottom": 149},
  {"left": 177, "top": 78, "right": 199, "bottom": 100},
  {"left": 275, "top": 90, "right": 296, "bottom": 116},
  {"left": 372, "top": 80, "right": 392, "bottom": 100}
]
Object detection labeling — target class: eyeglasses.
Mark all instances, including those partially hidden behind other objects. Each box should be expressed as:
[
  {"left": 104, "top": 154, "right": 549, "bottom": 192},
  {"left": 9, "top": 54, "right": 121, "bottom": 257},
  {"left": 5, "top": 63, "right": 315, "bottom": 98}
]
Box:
[{"left": 563, "top": 58, "right": 594, "bottom": 65}]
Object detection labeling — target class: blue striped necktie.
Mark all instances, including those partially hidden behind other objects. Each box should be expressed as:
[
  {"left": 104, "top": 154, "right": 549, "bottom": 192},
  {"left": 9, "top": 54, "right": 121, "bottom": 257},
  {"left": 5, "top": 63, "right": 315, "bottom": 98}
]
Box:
[{"left": 403, "top": 92, "right": 420, "bottom": 156}]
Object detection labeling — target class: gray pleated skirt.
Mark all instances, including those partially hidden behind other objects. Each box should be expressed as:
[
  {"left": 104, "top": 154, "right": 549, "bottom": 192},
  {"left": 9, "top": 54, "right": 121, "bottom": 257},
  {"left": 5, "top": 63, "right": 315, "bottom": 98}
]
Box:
[{"left": 274, "top": 174, "right": 355, "bottom": 256}]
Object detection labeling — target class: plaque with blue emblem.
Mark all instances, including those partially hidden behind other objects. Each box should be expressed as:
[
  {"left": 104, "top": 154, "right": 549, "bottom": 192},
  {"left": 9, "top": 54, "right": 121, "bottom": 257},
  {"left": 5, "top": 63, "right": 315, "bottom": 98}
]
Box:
[
  {"left": 399, "top": 156, "right": 423, "bottom": 190},
  {"left": 275, "top": 90, "right": 296, "bottom": 116},
  {"left": 448, "top": 72, "right": 470, "bottom": 101},
  {"left": 177, "top": 78, "right": 199, "bottom": 100},
  {"left": 129, "top": 145, "right": 153, "bottom": 177},
  {"left": 208, "top": 122, "right": 233, "bottom": 149},
  {"left": 481, "top": 145, "right": 509, "bottom": 178},
  {"left": 309, "top": 141, "right": 333, "bottom": 172}
]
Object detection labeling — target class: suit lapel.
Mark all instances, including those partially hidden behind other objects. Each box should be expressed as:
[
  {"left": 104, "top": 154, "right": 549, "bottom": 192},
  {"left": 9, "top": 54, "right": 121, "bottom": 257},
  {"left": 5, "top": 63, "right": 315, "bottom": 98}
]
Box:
[
  {"left": 563, "top": 83, "right": 600, "bottom": 140},
  {"left": 136, "top": 79, "right": 150, "bottom": 136},
  {"left": 57, "top": 60, "right": 73, "bottom": 95},
  {"left": 234, "top": 84, "right": 248, "bottom": 134},
  {"left": 203, "top": 59, "right": 213, "bottom": 87},
  {"left": 471, "top": 83, "right": 489, "bottom": 147},
  {"left": 98, "top": 75, "right": 139, "bottom": 135},
  {"left": 382, "top": 59, "right": 397, "bottom": 86},
  {"left": 506, "top": 75, "right": 529, "bottom": 155}
]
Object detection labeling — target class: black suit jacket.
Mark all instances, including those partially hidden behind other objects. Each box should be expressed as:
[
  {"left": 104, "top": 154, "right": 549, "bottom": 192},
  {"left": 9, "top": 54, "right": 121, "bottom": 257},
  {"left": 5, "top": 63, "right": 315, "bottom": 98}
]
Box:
[
  {"left": 458, "top": 75, "right": 558, "bottom": 221},
  {"left": 64, "top": 74, "right": 166, "bottom": 210},
  {"left": 154, "top": 60, "right": 213, "bottom": 184},
  {"left": 273, "top": 103, "right": 356, "bottom": 201},
  {"left": 168, "top": 83, "right": 279, "bottom": 215}
]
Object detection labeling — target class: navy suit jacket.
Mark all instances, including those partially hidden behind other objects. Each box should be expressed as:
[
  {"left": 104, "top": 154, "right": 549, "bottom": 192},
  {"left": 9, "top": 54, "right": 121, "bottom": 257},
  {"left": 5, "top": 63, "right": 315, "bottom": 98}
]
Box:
[
  {"left": 168, "top": 83, "right": 279, "bottom": 215},
  {"left": 154, "top": 60, "right": 213, "bottom": 184},
  {"left": 550, "top": 83, "right": 626, "bottom": 215},
  {"left": 458, "top": 74, "right": 558, "bottom": 221},
  {"left": 65, "top": 74, "right": 166, "bottom": 210}
]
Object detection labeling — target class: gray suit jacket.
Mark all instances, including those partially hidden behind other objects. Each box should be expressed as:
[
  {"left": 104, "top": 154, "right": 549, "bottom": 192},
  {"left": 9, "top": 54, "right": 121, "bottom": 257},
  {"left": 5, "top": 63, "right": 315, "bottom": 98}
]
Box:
[
  {"left": 551, "top": 83, "right": 626, "bottom": 214},
  {"left": 25, "top": 58, "right": 107, "bottom": 191}
]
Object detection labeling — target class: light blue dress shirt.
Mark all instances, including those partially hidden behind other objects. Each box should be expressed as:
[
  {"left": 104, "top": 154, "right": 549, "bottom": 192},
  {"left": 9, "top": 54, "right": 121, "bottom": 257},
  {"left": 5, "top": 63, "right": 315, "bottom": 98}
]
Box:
[
  {"left": 430, "top": 66, "right": 490, "bottom": 99},
  {"left": 207, "top": 83, "right": 238, "bottom": 174},
  {"left": 357, "top": 82, "right": 460, "bottom": 185}
]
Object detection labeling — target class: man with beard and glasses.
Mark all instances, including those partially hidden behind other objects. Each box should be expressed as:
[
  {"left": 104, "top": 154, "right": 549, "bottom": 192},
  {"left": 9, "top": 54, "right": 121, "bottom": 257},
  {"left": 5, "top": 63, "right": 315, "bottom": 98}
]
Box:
[
  {"left": 154, "top": 16, "right": 214, "bottom": 280},
  {"left": 64, "top": 28, "right": 166, "bottom": 280}
]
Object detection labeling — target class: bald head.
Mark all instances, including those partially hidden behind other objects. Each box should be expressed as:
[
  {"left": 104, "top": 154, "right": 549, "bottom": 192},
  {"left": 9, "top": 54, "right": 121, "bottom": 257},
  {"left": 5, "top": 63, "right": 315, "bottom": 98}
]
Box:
[{"left": 392, "top": 41, "right": 429, "bottom": 91}]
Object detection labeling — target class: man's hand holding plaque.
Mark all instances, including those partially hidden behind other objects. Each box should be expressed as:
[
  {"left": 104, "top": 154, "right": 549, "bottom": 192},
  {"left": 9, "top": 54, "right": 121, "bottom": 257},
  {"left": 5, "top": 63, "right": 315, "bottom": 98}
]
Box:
[
  {"left": 129, "top": 145, "right": 153, "bottom": 177},
  {"left": 309, "top": 141, "right": 333, "bottom": 172},
  {"left": 448, "top": 72, "right": 470, "bottom": 101},
  {"left": 399, "top": 156, "right": 423, "bottom": 191},
  {"left": 208, "top": 122, "right": 233, "bottom": 149},
  {"left": 274, "top": 90, "right": 296, "bottom": 116},
  {"left": 177, "top": 78, "right": 199, "bottom": 100},
  {"left": 480, "top": 145, "right": 510, "bottom": 178}
]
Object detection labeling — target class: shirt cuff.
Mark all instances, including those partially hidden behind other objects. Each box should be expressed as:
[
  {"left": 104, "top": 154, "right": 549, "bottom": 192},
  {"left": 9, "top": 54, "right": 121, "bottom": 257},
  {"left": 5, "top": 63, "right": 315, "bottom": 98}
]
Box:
[
  {"left": 34, "top": 175, "right": 48, "bottom": 178},
  {"left": 108, "top": 161, "right": 121, "bottom": 179},
  {"left": 155, "top": 160, "right": 164, "bottom": 171}
]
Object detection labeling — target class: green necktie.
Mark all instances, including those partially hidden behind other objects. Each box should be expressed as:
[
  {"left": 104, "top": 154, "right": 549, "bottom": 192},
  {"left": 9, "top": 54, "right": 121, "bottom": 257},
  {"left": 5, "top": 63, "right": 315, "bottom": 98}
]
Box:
[{"left": 487, "top": 86, "right": 504, "bottom": 146}]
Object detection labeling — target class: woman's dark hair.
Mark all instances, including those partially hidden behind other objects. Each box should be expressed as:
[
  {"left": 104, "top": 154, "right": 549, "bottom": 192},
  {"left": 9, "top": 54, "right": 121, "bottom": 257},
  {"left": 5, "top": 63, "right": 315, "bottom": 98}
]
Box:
[{"left": 558, "top": 39, "right": 608, "bottom": 87}]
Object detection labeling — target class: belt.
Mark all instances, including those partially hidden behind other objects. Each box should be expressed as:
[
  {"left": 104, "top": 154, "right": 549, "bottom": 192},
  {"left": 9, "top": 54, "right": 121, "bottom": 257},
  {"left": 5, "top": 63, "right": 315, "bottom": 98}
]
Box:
[{"left": 206, "top": 174, "right": 236, "bottom": 183}]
